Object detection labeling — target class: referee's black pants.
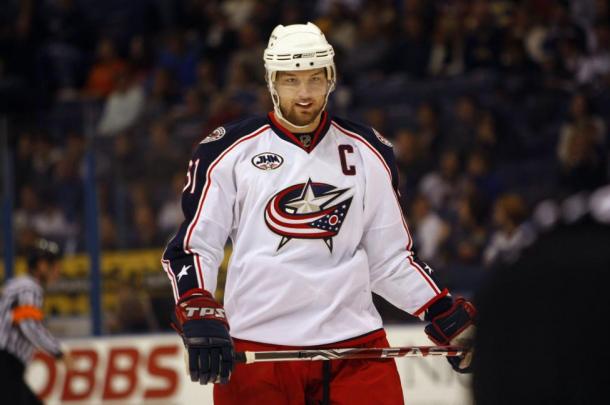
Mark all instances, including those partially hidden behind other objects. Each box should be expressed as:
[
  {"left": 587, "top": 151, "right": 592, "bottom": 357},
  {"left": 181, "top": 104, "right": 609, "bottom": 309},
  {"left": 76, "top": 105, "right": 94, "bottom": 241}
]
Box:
[{"left": 0, "top": 350, "right": 43, "bottom": 405}]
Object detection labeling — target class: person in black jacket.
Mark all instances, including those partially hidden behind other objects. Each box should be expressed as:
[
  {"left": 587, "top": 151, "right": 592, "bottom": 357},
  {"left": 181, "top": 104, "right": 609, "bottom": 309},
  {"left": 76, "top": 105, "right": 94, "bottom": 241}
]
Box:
[{"left": 472, "top": 186, "right": 610, "bottom": 404}]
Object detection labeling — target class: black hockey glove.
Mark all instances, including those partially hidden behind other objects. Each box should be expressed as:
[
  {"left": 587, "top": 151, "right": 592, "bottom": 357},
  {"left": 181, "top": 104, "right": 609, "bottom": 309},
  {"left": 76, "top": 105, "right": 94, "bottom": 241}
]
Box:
[
  {"left": 172, "top": 289, "right": 234, "bottom": 385},
  {"left": 425, "top": 297, "right": 476, "bottom": 373}
]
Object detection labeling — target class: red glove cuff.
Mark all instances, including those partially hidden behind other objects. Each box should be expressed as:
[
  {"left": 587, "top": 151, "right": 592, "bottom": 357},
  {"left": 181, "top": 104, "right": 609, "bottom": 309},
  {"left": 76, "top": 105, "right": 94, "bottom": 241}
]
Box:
[{"left": 175, "top": 289, "right": 229, "bottom": 329}]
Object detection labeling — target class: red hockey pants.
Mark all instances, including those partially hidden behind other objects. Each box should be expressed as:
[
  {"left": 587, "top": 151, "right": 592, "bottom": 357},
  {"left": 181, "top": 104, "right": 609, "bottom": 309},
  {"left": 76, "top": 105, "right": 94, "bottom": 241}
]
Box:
[{"left": 214, "top": 329, "right": 404, "bottom": 405}]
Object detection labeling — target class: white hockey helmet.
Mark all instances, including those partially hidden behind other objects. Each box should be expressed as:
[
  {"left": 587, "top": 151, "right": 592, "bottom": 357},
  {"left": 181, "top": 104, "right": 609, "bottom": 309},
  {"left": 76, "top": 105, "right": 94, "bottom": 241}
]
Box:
[{"left": 264, "top": 22, "right": 336, "bottom": 127}]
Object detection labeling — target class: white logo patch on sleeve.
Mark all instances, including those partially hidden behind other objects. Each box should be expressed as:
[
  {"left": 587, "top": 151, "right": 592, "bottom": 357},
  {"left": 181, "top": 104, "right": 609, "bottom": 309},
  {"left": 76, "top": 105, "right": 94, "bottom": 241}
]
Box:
[
  {"left": 201, "top": 127, "right": 226, "bottom": 144},
  {"left": 373, "top": 128, "right": 393, "bottom": 147}
]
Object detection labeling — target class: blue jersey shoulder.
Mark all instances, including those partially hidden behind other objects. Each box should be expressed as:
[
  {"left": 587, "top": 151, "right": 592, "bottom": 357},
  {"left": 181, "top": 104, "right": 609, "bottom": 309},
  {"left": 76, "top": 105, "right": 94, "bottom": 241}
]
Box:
[
  {"left": 332, "top": 116, "right": 394, "bottom": 152},
  {"left": 196, "top": 115, "right": 269, "bottom": 155}
]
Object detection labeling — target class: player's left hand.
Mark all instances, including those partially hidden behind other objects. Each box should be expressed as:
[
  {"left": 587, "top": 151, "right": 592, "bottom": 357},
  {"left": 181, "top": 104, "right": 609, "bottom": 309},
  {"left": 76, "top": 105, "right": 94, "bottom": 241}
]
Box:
[{"left": 424, "top": 297, "right": 476, "bottom": 373}]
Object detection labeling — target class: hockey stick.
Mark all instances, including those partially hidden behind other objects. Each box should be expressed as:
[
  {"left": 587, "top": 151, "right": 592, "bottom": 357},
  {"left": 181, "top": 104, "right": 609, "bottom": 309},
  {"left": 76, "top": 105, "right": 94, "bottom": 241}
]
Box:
[{"left": 234, "top": 345, "right": 466, "bottom": 364}]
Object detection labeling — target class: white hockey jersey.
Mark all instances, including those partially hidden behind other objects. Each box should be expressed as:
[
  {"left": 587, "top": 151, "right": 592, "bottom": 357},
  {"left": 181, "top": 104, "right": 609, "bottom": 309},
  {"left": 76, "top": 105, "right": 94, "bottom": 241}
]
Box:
[{"left": 162, "top": 111, "right": 448, "bottom": 345}]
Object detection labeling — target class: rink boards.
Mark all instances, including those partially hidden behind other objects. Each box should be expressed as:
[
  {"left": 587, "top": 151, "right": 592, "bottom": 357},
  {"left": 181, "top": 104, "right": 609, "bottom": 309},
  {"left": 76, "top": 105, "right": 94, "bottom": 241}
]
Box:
[{"left": 26, "top": 325, "right": 471, "bottom": 405}]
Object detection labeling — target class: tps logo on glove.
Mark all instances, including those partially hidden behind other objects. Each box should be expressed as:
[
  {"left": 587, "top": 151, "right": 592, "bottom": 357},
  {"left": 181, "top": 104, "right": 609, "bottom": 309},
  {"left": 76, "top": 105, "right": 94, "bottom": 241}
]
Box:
[{"left": 184, "top": 306, "right": 226, "bottom": 319}]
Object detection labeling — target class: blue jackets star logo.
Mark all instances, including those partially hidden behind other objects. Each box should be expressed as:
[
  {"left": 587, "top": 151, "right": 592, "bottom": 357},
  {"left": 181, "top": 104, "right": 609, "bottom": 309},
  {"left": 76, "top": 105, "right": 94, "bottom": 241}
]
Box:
[{"left": 264, "top": 179, "right": 353, "bottom": 251}]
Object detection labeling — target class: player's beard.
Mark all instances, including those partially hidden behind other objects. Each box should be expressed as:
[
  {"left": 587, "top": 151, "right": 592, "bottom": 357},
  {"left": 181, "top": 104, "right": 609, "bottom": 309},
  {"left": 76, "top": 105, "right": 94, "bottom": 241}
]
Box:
[{"left": 280, "top": 102, "right": 324, "bottom": 127}]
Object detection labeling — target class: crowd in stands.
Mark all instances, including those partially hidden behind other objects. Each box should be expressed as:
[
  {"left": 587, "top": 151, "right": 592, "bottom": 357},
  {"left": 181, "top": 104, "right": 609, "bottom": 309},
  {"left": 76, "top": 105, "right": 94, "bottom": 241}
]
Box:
[{"left": 2, "top": 0, "right": 609, "bottom": 317}]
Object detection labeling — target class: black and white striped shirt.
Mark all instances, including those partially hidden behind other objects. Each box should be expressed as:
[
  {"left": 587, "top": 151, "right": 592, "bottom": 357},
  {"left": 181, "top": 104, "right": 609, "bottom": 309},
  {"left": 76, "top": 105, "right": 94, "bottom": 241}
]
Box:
[{"left": 0, "top": 275, "right": 63, "bottom": 365}]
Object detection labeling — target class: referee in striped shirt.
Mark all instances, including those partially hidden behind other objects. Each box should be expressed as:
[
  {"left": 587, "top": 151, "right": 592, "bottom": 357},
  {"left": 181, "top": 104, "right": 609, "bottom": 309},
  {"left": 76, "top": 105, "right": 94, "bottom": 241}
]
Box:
[{"left": 0, "top": 239, "right": 71, "bottom": 405}]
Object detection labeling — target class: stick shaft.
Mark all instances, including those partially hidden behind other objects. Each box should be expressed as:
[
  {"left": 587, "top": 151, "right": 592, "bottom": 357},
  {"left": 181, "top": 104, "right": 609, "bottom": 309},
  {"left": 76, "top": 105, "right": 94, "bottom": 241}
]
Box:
[{"left": 234, "top": 345, "right": 465, "bottom": 364}]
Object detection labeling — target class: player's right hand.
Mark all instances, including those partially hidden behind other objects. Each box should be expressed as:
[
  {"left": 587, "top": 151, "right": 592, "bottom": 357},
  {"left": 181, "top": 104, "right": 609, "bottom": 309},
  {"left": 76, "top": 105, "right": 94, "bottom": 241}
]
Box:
[{"left": 173, "top": 289, "right": 234, "bottom": 385}]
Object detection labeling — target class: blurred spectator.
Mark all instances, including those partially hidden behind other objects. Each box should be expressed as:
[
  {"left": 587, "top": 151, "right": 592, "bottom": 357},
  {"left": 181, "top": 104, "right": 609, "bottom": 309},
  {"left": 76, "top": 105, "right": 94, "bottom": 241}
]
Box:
[
  {"left": 127, "top": 35, "right": 154, "bottom": 83},
  {"left": 394, "top": 128, "right": 431, "bottom": 204},
  {"left": 499, "top": 6, "right": 538, "bottom": 76},
  {"left": 463, "top": 149, "right": 502, "bottom": 203},
  {"left": 197, "top": 7, "right": 238, "bottom": 70},
  {"left": 221, "top": 0, "right": 256, "bottom": 29},
  {"left": 483, "top": 193, "right": 536, "bottom": 267},
  {"left": 203, "top": 92, "right": 244, "bottom": 135},
  {"left": 250, "top": 84, "right": 274, "bottom": 116},
  {"left": 106, "top": 273, "right": 159, "bottom": 333},
  {"left": 444, "top": 96, "right": 479, "bottom": 153},
  {"left": 158, "top": 172, "right": 186, "bottom": 235},
  {"left": 167, "top": 87, "right": 208, "bottom": 143},
  {"left": 157, "top": 30, "right": 200, "bottom": 90},
  {"left": 111, "top": 133, "right": 144, "bottom": 182},
  {"left": 388, "top": 14, "right": 430, "bottom": 78},
  {"left": 474, "top": 112, "right": 498, "bottom": 154},
  {"left": 342, "top": 13, "right": 390, "bottom": 81},
  {"left": 577, "top": 20, "right": 610, "bottom": 83},
  {"left": 30, "top": 201, "right": 74, "bottom": 243},
  {"left": 224, "top": 61, "right": 261, "bottom": 113},
  {"left": 230, "top": 23, "right": 265, "bottom": 84},
  {"left": 97, "top": 70, "right": 145, "bottom": 136},
  {"left": 576, "top": 22, "right": 610, "bottom": 85},
  {"left": 30, "top": 133, "right": 61, "bottom": 193},
  {"left": 545, "top": 3, "right": 588, "bottom": 57},
  {"left": 317, "top": 3, "right": 357, "bottom": 56},
  {"left": 558, "top": 121, "right": 608, "bottom": 192},
  {"left": 140, "top": 67, "right": 178, "bottom": 122},
  {"left": 363, "top": 107, "right": 389, "bottom": 136},
  {"left": 37, "top": 0, "right": 93, "bottom": 97},
  {"left": 99, "top": 213, "right": 119, "bottom": 250},
  {"left": 13, "top": 131, "right": 35, "bottom": 188},
  {"left": 428, "top": 13, "right": 465, "bottom": 77},
  {"left": 53, "top": 158, "right": 83, "bottom": 223},
  {"left": 414, "top": 102, "right": 442, "bottom": 156},
  {"left": 143, "top": 121, "right": 183, "bottom": 187},
  {"left": 541, "top": 3, "right": 590, "bottom": 84},
  {"left": 463, "top": 1, "right": 503, "bottom": 71},
  {"left": 63, "top": 132, "right": 85, "bottom": 164},
  {"left": 557, "top": 93, "right": 607, "bottom": 192},
  {"left": 419, "top": 149, "right": 462, "bottom": 213},
  {"left": 83, "top": 38, "right": 127, "bottom": 99},
  {"left": 447, "top": 192, "right": 489, "bottom": 265},
  {"left": 14, "top": 186, "right": 42, "bottom": 236},
  {"left": 129, "top": 204, "right": 165, "bottom": 248},
  {"left": 125, "top": 183, "right": 164, "bottom": 247},
  {"left": 194, "top": 60, "right": 220, "bottom": 101},
  {"left": 409, "top": 194, "right": 449, "bottom": 266},
  {"left": 558, "top": 93, "right": 606, "bottom": 157}
]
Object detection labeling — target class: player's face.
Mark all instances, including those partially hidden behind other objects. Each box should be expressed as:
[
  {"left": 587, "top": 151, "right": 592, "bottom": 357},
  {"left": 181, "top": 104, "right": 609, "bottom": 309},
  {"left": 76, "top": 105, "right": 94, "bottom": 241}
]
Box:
[{"left": 274, "top": 68, "right": 329, "bottom": 127}]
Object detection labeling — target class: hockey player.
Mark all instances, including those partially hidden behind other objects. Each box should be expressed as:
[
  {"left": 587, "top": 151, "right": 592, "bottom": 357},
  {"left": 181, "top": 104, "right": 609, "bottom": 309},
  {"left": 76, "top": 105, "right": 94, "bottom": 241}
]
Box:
[
  {"left": 0, "top": 238, "right": 72, "bottom": 405},
  {"left": 163, "top": 22, "right": 476, "bottom": 404}
]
